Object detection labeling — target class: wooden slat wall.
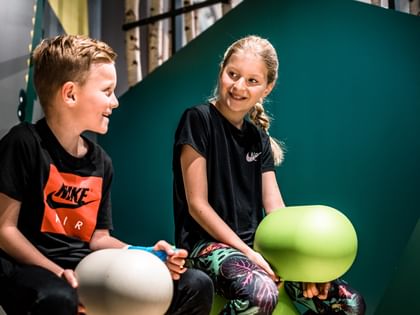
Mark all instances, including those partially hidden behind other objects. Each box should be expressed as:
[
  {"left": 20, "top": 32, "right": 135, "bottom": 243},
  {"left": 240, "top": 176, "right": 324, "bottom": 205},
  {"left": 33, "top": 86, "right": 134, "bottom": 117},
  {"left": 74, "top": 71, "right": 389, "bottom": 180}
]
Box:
[{"left": 124, "top": 0, "right": 142, "bottom": 86}]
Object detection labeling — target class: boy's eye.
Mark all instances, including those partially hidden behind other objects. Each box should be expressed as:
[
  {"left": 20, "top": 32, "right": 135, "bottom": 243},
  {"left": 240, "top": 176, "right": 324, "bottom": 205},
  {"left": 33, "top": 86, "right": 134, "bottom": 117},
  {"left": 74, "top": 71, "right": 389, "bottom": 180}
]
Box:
[{"left": 248, "top": 78, "right": 258, "bottom": 84}]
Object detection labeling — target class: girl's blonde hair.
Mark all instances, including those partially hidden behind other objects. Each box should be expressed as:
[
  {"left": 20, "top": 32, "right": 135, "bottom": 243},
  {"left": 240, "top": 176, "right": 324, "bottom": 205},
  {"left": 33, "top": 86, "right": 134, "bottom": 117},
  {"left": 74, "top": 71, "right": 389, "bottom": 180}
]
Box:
[{"left": 217, "top": 35, "right": 284, "bottom": 165}]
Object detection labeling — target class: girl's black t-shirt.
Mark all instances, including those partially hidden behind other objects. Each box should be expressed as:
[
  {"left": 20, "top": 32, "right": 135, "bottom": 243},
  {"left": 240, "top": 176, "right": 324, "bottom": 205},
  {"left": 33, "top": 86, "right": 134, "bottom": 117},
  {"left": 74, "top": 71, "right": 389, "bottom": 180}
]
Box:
[{"left": 172, "top": 103, "right": 275, "bottom": 252}]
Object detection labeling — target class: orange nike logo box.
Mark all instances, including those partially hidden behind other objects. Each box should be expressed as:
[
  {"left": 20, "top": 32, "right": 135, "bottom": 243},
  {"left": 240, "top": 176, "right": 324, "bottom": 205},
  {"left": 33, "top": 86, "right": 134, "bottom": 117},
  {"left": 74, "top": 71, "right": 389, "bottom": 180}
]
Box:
[{"left": 42, "top": 164, "right": 102, "bottom": 241}]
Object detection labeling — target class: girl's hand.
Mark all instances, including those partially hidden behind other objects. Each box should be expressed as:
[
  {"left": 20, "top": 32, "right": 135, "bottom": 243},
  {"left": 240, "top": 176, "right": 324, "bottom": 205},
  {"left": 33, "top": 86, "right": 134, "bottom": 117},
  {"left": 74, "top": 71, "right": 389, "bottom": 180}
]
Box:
[
  {"left": 302, "top": 282, "right": 331, "bottom": 300},
  {"left": 246, "top": 249, "right": 279, "bottom": 283}
]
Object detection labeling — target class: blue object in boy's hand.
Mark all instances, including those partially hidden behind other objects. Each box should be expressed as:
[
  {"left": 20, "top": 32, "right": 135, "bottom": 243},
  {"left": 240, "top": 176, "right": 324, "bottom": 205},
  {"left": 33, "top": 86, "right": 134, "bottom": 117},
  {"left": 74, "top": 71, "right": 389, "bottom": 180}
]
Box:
[
  {"left": 127, "top": 245, "right": 168, "bottom": 262},
  {"left": 153, "top": 250, "right": 168, "bottom": 261}
]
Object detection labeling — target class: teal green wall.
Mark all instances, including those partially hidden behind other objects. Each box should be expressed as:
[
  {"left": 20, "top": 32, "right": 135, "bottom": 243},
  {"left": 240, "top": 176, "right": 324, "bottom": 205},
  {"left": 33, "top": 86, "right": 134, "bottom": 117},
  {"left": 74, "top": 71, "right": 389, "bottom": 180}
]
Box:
[
  {"left": 374, "top": 218, "right": 420, "bottom": 314},
  {"left": 99, "top": 0, "right": 420, "bottom": 313}
]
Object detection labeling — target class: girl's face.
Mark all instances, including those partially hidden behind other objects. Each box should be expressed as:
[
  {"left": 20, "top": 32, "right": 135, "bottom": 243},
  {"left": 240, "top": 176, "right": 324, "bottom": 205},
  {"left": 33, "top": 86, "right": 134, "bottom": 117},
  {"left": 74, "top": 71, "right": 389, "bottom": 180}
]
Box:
[{"left": 217, "top": 51, "right": 274, "bottom": 118}]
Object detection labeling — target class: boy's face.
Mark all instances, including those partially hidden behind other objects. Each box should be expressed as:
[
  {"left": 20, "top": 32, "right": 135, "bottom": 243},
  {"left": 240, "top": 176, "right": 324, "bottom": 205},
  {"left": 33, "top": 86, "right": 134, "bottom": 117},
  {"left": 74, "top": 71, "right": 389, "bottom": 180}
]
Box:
[{"left": 73, "top": 62, "right": 118, "bottom": 134}]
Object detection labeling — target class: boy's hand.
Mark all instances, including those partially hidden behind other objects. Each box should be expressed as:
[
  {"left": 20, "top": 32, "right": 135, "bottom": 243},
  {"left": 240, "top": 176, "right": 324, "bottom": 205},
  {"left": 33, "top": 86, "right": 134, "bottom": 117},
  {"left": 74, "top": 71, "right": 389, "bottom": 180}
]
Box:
[
  {"left": 153, "top": 240, "right": 188, "bottom": 280},
  {"left": 61, "top": 269, "right": 78, "bottom": 288}
]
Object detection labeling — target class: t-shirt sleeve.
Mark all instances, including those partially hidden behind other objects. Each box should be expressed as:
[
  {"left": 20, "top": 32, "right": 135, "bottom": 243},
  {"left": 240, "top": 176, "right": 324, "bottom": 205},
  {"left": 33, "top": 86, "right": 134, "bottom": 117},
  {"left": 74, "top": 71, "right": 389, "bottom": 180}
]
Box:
[
  {"left": 95, "top": 151, "right": 114, "bottom": 230},
  {"left": 261, "top": 132, "right": 275, "bottom": 173},
  {"left": 174, "top": 107, "right": 209, "bottom": 158},
  {"left": 0, "top": 125, "right": 35, "bottom": 201}
]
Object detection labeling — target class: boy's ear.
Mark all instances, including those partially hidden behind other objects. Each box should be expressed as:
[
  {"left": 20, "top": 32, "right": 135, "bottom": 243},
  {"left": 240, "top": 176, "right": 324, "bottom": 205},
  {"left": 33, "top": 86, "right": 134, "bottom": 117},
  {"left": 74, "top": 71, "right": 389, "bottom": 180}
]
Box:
[{"left": 62, "top": 81, "right": 77, "bottom": 105}]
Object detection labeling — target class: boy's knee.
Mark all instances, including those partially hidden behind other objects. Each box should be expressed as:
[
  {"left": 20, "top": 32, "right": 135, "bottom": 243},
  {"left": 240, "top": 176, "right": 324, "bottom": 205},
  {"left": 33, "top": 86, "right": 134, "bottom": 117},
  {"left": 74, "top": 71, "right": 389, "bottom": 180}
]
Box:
[
  {"left": 181, "top": 268, "right": 214, "bottom": 296},
  {"left": 167, "top": 268, "right": 213, "bottom": 315},
  {"left": 34, "top": 282, "right": 78, "bottom": 315}
]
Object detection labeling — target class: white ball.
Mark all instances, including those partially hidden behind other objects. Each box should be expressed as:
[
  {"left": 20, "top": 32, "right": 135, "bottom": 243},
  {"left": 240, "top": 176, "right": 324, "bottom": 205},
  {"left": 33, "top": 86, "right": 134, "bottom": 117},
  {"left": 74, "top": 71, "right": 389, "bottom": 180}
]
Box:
[{"left": 75, "top": 249, "right": 173, "bottom": 315}]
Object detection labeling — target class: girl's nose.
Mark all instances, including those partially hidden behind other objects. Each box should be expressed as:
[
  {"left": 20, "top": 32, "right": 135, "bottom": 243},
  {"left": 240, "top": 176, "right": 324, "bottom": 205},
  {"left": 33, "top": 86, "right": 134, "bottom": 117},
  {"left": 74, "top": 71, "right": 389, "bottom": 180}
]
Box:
[{"left": 232, "top": 77, "right": 246, "bottom": 91}]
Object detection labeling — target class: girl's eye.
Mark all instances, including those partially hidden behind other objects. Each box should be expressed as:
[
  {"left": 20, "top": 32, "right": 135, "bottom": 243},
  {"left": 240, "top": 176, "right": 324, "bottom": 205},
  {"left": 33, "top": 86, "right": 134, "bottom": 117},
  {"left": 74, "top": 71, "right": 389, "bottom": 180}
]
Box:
[
  {"left": 228, "top": 71, "right": 238, "bottom": 79},
  {"left": 248, "top": 78, "right": 258, "bottom": 84}
]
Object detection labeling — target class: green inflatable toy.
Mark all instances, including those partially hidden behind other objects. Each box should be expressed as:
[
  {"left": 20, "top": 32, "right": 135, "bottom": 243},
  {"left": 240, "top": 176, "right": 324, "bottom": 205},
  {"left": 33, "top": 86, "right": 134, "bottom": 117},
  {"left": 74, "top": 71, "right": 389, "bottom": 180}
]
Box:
[
  {"left": 210, "top": 205, "right": 358, "bottom": 314},
  {"left": 254, "top": 205, "right": 358, "bottom": 283}
]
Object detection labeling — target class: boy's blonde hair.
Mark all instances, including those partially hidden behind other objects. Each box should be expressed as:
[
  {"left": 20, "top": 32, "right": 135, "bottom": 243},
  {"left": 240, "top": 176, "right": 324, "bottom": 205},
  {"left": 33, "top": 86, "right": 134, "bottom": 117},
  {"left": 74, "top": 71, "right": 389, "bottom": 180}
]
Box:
[
  {"left": 217, "top": 35, "right": 284, "bottom": 165},
  {"left": 32, "top": 34, "right": 117, "bottom": 115}
]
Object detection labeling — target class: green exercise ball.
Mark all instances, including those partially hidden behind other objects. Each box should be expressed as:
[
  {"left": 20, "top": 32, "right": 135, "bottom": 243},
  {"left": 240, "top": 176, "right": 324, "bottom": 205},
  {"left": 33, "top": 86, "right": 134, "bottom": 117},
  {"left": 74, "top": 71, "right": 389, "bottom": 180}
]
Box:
[
  {"left": 254, "top": 205, "right": 358, "bottom": 283},
  {"left": 209, "top": 294, "right": 227, "bottom": 315},
  {"left": 273, "top": 283, "right": 300, "bottom": 315}
]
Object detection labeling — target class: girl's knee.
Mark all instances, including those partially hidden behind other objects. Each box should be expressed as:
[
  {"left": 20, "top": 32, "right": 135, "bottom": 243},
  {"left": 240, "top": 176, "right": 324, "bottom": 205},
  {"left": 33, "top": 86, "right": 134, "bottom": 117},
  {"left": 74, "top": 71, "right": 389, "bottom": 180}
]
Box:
[{"left": 249, "top": 282, "right": 279, "bottom": 313}]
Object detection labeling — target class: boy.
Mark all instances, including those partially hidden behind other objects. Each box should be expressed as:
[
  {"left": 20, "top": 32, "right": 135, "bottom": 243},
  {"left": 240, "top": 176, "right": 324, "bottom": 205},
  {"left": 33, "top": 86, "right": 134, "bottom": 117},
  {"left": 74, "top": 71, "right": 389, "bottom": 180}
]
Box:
[{"left": 0, "top": 35, "right": 212, "bottom": 315}]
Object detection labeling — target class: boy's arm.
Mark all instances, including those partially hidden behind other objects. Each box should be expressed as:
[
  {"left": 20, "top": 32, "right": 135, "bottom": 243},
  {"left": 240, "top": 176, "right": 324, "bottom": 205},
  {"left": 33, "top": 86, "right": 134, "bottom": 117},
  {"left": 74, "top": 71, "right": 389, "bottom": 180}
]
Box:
[
  {"left": 90, "top": 230, "right": 187, "bottom": 280},
  {"left": 89, "top": 229, "right": 127, "bottom": 250},
  {"left": 0, "top": 192, "right": 65, "bottom": 277}
]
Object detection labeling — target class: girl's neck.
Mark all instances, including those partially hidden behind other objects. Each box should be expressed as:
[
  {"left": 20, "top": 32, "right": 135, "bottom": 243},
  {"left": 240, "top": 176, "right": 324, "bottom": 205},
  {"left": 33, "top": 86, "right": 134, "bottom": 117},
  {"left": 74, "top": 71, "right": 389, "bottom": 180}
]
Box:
[{"left": 213, "top": 101, "right": 245, "bottom": 130}]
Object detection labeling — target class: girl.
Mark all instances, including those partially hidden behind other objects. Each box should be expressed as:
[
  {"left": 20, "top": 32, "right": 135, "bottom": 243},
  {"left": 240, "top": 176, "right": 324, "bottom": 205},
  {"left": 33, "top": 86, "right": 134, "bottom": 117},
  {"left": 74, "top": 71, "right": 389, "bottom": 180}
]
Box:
[{"left": 172, "top": 35, "right": 365, "bottom": 315}]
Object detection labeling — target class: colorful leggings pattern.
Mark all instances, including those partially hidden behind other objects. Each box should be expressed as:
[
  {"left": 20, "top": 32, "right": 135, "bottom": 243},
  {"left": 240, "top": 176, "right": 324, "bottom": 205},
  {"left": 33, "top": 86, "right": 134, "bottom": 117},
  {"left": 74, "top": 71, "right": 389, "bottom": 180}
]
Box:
[
  {"left": 284, "top": 281, "right": 366, "bottom": 315},
  {"left": 188, "top": 241, "right": 366, "bottom": 315}
]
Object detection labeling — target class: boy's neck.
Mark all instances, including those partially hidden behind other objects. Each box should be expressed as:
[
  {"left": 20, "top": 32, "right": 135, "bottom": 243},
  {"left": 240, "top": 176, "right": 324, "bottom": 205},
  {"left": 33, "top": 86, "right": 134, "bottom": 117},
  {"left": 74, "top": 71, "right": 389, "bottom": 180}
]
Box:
[{"left": 45, "top": 118, "right": 88, "bottom": 158}]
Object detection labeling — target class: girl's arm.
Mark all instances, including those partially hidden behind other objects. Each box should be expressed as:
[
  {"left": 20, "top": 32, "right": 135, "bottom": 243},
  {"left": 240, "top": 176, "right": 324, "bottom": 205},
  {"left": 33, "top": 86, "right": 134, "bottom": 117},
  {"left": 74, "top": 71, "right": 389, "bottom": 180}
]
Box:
[
  {"left": 261, "top": 173, "right": 331, "bottom": 298},
  {"left": 181, "top": 144, "right": 248, "bottom": 252},
  {"left": 262, "top": 171, "right": 285, "bottom": 214},
  {"left": 180, "top": 144, "right": 277, "bottom": 280}
]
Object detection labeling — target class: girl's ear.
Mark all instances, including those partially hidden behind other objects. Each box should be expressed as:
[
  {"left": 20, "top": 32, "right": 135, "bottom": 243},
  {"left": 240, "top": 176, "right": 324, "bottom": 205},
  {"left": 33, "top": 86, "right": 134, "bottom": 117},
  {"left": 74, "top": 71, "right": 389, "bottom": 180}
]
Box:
[
  {"left": 263, "top": 81, "right": 275, "bottom": 98},
  {"left": 62, "top": 81, "right": 77, "bottom": 105}
]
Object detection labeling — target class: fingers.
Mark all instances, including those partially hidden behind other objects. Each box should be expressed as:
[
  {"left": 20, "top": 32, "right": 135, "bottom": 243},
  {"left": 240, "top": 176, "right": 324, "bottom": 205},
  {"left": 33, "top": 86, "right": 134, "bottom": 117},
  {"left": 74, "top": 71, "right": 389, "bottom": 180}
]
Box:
[
  {"left": 303, "top": 282, "right": 331, "bottom": 299},
  {"left": 154, "top": 240, "right": 175, "bottom": 256},
  {"left": 171, "top": 248, "right": 188, "bottom": 259},
  {"left": 166, "top": 249, "right": 187, "bottom": 278},
  {"left": 154, "top": 241, "right": 188, "bottom": 259},
  {"left": 166, "top": 258, "right": 187, "bottom": 280},
  {"left": 262, "top": 262, "right": 278, "bottom": 282},
  {"left": 317, "top": 282, "right": 331, "bottom": 300},
  {"left": 167, "top": 255, "right": 186, "bottom": 268},
  {"left": 251, "top": 251, "right": 279, "bottom": 282},
  {"left": 303, "top": 282, "right": 319, "bottom": 299},
  {"left": 153, "top": 241, "right": 190, "bottom": 280},
  {"left": 170, "top": 271, "right": 182, "bottom": 280},
  {"left": 62, "top": 269, "right": 78, "bottom": 288}
]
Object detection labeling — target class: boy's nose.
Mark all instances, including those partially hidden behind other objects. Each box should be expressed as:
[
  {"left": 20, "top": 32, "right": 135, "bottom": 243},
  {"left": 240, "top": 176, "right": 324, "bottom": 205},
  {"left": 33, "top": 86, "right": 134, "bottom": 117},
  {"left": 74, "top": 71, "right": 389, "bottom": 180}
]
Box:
[{"left": 111, "top": 94, "right": 119, "bottom": 108}]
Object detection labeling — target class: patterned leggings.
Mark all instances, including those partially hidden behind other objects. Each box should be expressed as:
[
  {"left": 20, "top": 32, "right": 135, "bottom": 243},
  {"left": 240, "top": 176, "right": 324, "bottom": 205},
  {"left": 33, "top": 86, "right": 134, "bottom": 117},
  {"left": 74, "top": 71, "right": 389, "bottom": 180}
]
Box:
[{"left": 188, "top": 241, "right": 366, "bottom": 315}]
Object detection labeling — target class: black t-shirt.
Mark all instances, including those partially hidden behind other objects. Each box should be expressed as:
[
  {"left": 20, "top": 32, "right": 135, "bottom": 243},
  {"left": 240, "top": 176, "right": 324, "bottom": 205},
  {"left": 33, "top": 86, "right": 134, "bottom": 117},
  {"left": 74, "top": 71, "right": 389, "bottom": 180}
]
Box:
[
  {"left": 172, "top": 103, "right": 275, "bottom": 252},
  {"left": 0, "top": 118, "right": 113, "bottom": 269}
]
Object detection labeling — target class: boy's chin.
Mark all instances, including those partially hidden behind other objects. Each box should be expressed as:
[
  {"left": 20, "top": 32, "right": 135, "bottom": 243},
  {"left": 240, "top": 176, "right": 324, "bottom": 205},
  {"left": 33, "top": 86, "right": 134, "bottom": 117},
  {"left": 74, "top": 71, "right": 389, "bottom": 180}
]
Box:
[
  {"left": 89, "top": 128, "right": 108, "bottom": 135},
  {"left": 97, "top": 124, "right": 109, "bottom": 134},
  {"left": 97, "top": 129, "right": 108, "bottom": 135}
]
